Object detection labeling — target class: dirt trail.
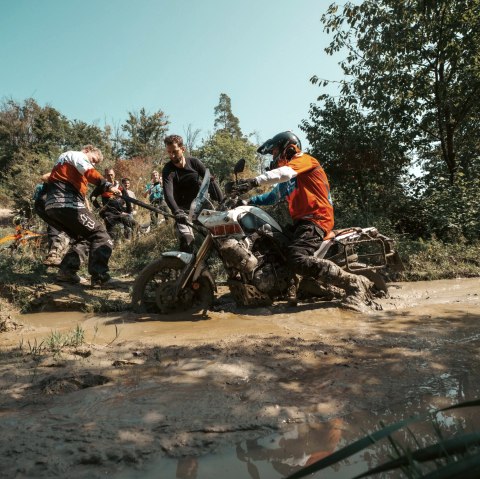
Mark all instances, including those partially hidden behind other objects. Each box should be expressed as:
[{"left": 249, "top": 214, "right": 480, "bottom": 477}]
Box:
[{"left": 0, "top": 278, "right": 479, "bottom": 478}]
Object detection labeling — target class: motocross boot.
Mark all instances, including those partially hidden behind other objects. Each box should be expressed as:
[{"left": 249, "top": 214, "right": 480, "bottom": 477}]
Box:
[
  {"left": 316, "top": 260, "right": 375, "bottom": 309},
  {"left": 43, "top": 248, "right": 63, "bottom": 266},
  {"left": 286, "top": 275, "right": 299, "bottom": 307}
]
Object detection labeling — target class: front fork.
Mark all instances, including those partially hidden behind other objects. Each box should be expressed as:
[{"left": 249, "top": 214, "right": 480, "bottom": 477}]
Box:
[{"left": 173, "top": 233, "right": 215, "bottom": 297}]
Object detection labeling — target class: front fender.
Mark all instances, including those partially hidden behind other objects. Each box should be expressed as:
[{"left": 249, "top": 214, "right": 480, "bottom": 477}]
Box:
[
  {"left": 161, "top": 251, "right": 194, "bottom": 264},
  {"left": 162, "top": 251, "right": 217, "bottom": 293}
]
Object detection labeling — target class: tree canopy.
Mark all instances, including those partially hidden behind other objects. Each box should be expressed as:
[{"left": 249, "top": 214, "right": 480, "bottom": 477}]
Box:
[
  {"left": 197, "top": 94, "right": 258, "bottom": 182},
  {"left": 302, "top": 98, "right": 411, "bottom": 229},
  {"left": 318, "top": 0, "right": 480, "bottom": 185},
  {"left": 302, "top": 0, "right": 480, "bottom": 240},
  {"left": 213, "top": 93, "right": 242, "bottom": 138},
  {"left": 119, "top": 108, "right": 169, "bottom": 162}
]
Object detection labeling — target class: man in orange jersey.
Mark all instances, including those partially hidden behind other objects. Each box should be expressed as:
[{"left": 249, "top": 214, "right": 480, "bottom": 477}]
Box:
[
  {"left": 240, "top": 131, "right": 374, "bottom": 309},
  {"left": 44, "top": 145, "right": 120, "bottom": 288}
]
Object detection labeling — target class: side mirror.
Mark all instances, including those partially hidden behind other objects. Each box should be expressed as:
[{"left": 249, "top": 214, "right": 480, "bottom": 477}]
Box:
[{"left": 234, "top": 158, "right": 246, "bottom": 174}]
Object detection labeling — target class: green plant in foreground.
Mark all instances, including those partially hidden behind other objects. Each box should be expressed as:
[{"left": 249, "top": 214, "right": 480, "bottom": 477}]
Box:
[
  {"left": 285, "top": 399, "right": 480, "bottom": 479},
  {"left": 44, "top": 324, "right": 85, "bottom": 356}
]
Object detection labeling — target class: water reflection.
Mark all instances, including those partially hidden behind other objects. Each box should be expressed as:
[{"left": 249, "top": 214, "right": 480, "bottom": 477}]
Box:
[
  {"left": 235, "top": 419, "right": 344, "bottom": 478},
  {"left": 176, "top": 456, "right": 199, "bottom": 478},
  {"left": 121, "top": 394, "right": 479, "bottom": 479}
]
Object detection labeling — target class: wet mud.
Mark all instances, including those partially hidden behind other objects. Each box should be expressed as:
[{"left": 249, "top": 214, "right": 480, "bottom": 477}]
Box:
[{"left": 0, "top": 278, "right": 479, "bottom": 478}]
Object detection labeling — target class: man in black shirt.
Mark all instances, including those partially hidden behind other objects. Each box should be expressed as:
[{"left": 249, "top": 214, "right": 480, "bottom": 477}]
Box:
[{"left": 162, "top": 134, "right": 223, "bottom": 252}]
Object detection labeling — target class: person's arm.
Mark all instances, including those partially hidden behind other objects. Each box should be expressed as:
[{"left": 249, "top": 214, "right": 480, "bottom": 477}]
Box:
[
  {"left": 249, "top": 184, "right": 282, "bottom": 206},
  {"left": 253, "top": 154, "right": 318, "bottom": 187},
  {"left": 249, "top": 180, "right": 294, "bottom": 206},
  {"left": 162, "top": 168, "right": 181, "bottom": 213}
]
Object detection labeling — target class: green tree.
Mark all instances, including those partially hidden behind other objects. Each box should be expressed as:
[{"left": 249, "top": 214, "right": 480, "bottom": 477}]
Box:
[
  {"left": 0, "top": 98, "right": 69, "bottom": 174},
  {"left": 213, "top": 93, "right": 242, "bottom": 138},
  {"left": 319, "top": 0, "right": 480, "bottom": 185},
  {"left": 197, "top": 93, "right": 258, "bottom": 182},
  {"left": 302, "top": 98, "right": 411, "bottom": 230},
  {"left": 0, "top": 98, "right": 115, "bottom": 207},
  {"left": 67, "top": 120, "right": 113, "bottom": 158},
  {"left": 119, "top": 108, "right": 169, "bottom": 161},
  {"left": 197, "top": 130, "right": 258, "bottom": 183},
  {"left": 0, "top": 99, "right": 72, "bottom": 207}
]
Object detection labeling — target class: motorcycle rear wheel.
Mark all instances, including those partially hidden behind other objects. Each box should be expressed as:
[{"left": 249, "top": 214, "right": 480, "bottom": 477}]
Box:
[{"left": 131, "top": 256, "right": 214, "bottom": 314}]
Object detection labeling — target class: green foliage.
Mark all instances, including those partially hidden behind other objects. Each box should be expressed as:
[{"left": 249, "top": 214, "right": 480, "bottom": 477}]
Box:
[
  {"left": 398, "top": 237, "right": 480, "bottom": 281},
  {"left": 197, "top": 130, "right": 259, "bottom": 182},
  {"left": 46, "top": 324, "right": 85, "bottom": 353},
  {"left": 118, "top": 107, "right": 169, "bottom": 161},
  {"left": 68, "top": 119, "right": 113, "bottom": 157},
  {"left": 306, "top": 1, "right": 480, "bottom": 242},
  {"left": 110, "top": 222, "right": 178, "bottom": 273},
  {"left": 18, "top": 325, "right": 86, "bottom": 359},
  {"left": 415, "top": 173, "right": 479, "bottom": 242},
  {"left": 0, "top": 98, "right": 113, "bottom": 208},
  {"left": 319, "top": 0, "right": 480, "bottom": 185},
  {"left": 285, "top": 399, "right": 480, "bottom": 479},
  {"left": 302, "top": 99, "right": 411, "bottom": 232},
  {"left": 0, "top": 98, "right": 68, "bottom": 167},
  {"left": 214, "top": 93, "right": 242, "bottom": 138},
  {"left": 196, "top": 93, "right": 259, "bottom": 181}
]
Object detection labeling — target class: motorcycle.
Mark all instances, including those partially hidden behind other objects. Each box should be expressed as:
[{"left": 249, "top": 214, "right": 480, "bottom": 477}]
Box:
[{"left": 131, "top": 159, "right": 403, "bottom": 314}]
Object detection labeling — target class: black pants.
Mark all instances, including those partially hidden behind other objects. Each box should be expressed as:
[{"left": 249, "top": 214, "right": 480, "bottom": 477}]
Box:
[
  {"left": 103, "top": 212, "right": 137, "bottom": 239},
  {"left": 45, "top": 207, "right": 113, "bottom": 280},
  {"left": 287, "top": 220, "right": 341, "bottom": 281},
  {"left": 34, "top": 197, "right": 70, "bottom": 251}
]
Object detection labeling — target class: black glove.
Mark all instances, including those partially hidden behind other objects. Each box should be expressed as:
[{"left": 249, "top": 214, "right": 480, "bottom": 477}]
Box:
[
  {"left": 233, "top": 178, "right": 259, "bottom": 195},
  {"left": 174, "top": 210, "right": 189, "bottom": 224}
]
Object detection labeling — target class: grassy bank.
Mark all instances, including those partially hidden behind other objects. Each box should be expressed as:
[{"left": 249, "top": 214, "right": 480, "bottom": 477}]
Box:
[{"left": 398, "top": 238, "right": 480, "bottom": 281}]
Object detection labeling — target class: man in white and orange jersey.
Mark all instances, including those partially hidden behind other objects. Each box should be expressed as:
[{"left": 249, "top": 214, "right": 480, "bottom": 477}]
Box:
[
  {"left": 44, "top": 145, "right": 120, "bottom": 288},
  {"left": 240, "top": 131, "right": 374, "bottom": 309}
]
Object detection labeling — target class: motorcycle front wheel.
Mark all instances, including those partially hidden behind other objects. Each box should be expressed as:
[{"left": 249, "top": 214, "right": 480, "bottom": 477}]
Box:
[{"left": 131, "top": 256, "right": 214, "bottom": 314}]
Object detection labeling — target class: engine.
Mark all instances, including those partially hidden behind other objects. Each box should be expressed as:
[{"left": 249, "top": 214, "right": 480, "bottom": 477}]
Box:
[
  {"left": 218, "top": 232, "right": 291, "bottom": 300},
  {"left": 251, "top": 261, "right": 291, "bottom": 296},
  {"left": 218, "top": 238, "right": 258, "bottom": 273}
]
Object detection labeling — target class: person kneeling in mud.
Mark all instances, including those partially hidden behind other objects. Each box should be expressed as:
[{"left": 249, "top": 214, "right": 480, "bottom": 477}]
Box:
[{"left": 241, "top": 131, "right": 375, "bottom": 309}]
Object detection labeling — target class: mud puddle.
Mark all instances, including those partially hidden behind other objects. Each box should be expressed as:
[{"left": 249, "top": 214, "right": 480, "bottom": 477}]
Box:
[
  {"left": 0, "top": 278, "right": 479, "bottom": 478},
  {"left": 116, "top": 390, "right": 480, "bottom": 479}
]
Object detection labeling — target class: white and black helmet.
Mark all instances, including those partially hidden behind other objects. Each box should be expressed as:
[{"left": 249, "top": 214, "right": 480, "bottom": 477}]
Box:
[{"left": 257, "top": 131, "right": 302, "bottom": 157}]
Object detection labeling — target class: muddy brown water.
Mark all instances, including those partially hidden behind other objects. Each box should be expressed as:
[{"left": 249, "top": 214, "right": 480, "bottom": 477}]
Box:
[{"left": 0, "top": 278, "right": 479, "bottom": 478}]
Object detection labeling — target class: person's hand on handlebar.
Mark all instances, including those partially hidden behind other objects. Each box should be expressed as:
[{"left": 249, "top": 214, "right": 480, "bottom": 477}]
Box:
[
  {"left": 232, "top": 178, "right": 259, "bottom": 195},
  {"left": 174, "top": 210, "right": 189, "bottom": 224}
]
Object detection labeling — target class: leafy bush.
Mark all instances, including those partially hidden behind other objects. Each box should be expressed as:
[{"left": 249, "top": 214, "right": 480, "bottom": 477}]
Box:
[
  {"left": 110, "top": 221, "right": 178, "bottom": 273},
  {"left": 398, "top": 238, "right": 480, "bottom": 281}
]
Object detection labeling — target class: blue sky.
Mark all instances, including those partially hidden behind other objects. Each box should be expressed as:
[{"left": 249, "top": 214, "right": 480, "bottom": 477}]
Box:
[{"left": 0, "top": 0, "right": 343, "bottom": 148}]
